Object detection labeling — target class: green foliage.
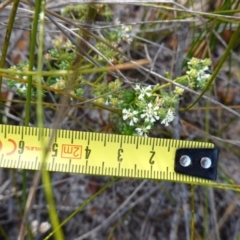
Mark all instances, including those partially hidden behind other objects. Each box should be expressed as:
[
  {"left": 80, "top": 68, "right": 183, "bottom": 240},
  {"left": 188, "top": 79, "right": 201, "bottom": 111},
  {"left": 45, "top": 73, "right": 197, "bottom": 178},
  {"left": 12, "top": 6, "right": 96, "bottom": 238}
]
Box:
[
  {"left": 89, "top": 57, "right": 212, "bottom": 137},
  {"left": 95, "top": 25, "right": 132, "bottom": 64},
  {"left": 92, "top": 79, "right": 123, "bottom": 105},
  {"left": 62, "top": 4, "right": 112, "bottom": 22},
  {"left": 5, "top": 3, "right": 212, "bottom": 137},
  {"left": 44, "top": 39, "right": 85, "bottom": 96},
  {"left": 5, "top": 42, "right": 212, "bottom": 136},
  {"left": 6, "top": 61, "right": 39, "bottom": 97}
]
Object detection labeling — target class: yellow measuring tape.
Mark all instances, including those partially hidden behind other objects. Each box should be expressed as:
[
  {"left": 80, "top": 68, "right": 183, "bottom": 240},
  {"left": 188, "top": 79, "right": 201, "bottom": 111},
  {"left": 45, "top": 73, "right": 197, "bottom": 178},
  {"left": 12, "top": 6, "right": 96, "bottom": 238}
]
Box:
[{"left": 0, "top": 124, "right": 217, "bottom": 185}]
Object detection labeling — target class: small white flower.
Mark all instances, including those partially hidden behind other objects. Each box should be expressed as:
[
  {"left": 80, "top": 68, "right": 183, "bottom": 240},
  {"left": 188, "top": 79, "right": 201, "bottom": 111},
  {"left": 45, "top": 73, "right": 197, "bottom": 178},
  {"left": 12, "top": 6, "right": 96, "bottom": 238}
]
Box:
[
  {"left": 122, "top": 108, "right": 139, "bottom": 126},
  {"left": 15, "top": 83, "right": 27, "bottom": 92},
  {"left": 123, "top": 34, "right": 133, "bottom": 44},
  {"left": 135, "top": 125, "right": 151, "bottom": 137},
  {"left": 140, "top": 103, "right": 159, "bottom": 123},
  {"left": 134, "top": 85, "right": 152, "bottom": 100},
  {"left": 202, "top": 66, "right": 209, "bottom": 71},
  {"left": 104, "top": 95, "right": 112, "bottom": 105},
  {"left": 15, "top": 83, "right": 21, "bottom": 88},
  {"left": 39, "top": 12, "right": 45, "bottom": 21},
  {"left": 104, "top": 99, "right": 110, "bottom": 105},
  {"left": 196, "top": 69, "right": 211, "bottom": 82},
  {"left": 161, "top": 109, "right": 174, "bottom": 126},
  {"left": 122, "top": 25, "right": 131, "bottom": 32},
  {"left": 134, "top": 84, "right": 141, "bottom": 90},
  {"left": 21, "top": 85, "right": 27, "bottom": 91}
]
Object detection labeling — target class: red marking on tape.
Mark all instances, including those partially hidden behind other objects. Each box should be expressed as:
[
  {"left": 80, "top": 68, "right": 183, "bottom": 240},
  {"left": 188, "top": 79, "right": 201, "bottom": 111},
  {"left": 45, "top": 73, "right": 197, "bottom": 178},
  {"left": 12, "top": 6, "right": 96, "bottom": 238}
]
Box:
[
  {"left": 6, "top": 139, "right": 17, "bottom": 155},
  {"left": 61, "top": 144, "right": 82, "bottom": 159}
]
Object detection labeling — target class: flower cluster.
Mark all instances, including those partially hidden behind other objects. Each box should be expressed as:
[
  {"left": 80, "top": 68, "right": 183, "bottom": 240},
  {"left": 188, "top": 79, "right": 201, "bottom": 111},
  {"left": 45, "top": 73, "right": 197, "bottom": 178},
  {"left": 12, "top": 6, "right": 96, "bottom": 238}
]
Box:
[
  {"left": 186, "top": 58, "right": 212, "bottom": 90},
  {"left": 45, "top": 38, "right": 76, "bottom": 71},
  {"left": 6, "top": 39, "right": 84, "bottom": 98},
  {"left": 62, "top": 4, "right": 112, "bottom": 23},
  {"left": 121, "top": 84, "right": 183, "bottom": 137},
  {"left": 95, "top": 24, "right": 132, "bottom": 63},
  {"left": 92, "top": 79, "right": 123, "bottom": 106},
  {"left": 5, "top": 31, "right": 211, "bottom": 139},
  {"left": 44, "top": 39, "right": 84, "bottom": 97},
  {"left": 95, "top": 42, "right": 121, "bottom": 63},
  {"left": 104, "top": 23, "right": 133, "bottom": 45},
  {"left": 119, "top": 57, "right": 212, "bottom": 136}
]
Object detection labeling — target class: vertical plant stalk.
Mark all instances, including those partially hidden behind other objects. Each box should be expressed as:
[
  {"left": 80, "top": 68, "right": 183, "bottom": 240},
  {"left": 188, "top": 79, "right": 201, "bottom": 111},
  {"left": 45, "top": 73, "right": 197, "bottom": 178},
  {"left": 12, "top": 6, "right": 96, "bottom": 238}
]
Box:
[
  {"left": 22, "top": 0, "right": 42, "bottom": 221},
  {"left": 19, "top": 0, "right": 64, "bottom": 239},
  {"left": 36, "top": 1, "right": 64, "bottom": 239},
  {"left": 18, "top": 1, "right": 44, "bottom": 239},
  {"left": 0, "top": 0, "right": 20, "bottom": 87},
  {"left": 0, "top": 0, "right": 20, "bottom": 123},
  {"left": 25, "top": 0, "right": 42, "bottom": 125}
]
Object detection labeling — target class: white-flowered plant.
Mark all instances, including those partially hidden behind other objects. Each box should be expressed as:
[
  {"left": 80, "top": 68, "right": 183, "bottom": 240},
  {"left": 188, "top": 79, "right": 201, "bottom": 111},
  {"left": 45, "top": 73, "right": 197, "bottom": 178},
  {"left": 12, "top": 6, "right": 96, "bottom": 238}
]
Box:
[
  {"left": 6, "top": 62, "right": 39, "bottom": 97},
  {"left": 120, "top": 84, "right": 180, "bottom": 137},
  {"left": 91, "top": 57, "right": 212, "bottom": 137},
  {"left": 122, "top": 58, "right": 212, "bottom": 136},
  {"left": 5, "top": 37, "right": 211, "bottom": 139},
  {"left": 186, "top": 58, "right": 212, "bottom": 90}
]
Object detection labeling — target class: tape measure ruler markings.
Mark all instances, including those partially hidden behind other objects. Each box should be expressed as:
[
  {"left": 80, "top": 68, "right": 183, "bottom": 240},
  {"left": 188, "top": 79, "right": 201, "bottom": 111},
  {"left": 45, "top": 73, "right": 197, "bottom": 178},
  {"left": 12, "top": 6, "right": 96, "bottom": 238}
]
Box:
[{"left": 0, "top": 124, "right": 219, "bottom": 184}]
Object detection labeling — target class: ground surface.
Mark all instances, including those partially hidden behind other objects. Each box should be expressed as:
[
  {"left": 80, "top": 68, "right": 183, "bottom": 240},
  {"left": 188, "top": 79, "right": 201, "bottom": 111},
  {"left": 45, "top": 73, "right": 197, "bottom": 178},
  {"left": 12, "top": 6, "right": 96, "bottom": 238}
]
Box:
[{"left": 0, "top": 1, "right": 240, "bottom": 240}]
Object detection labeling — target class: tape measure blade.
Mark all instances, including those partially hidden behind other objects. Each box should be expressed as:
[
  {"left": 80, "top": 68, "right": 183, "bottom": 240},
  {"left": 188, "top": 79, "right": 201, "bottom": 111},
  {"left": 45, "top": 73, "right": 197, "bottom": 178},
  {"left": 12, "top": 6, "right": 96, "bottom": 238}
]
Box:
[{"left": 0, "top": 125, "right": 214, "bottom": 184}]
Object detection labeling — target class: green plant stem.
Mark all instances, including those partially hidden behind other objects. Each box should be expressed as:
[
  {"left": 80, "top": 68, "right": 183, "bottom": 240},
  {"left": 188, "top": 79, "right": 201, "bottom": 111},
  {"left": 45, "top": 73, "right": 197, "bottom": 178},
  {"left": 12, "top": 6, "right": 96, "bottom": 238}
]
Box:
[
  {"left": 44, "top": 177, "right": 118, "bottom": 240},
  {"left": 0, "top": 72, "right": 121, "bottom": 114},
  {"left": 214, "top": 9, "right": 240, "bottom": 14},
  {"left": 1, "top": 68, "right": 188, "bottom": 91},
  {"left": 36, "top": 2, "right": 44, "bottom": 129},
  {"left": 153, "top": 75, "right": 187, "bottom": 92},
  {"left": 0, "top": 0, "right": 20, "bottom": 123},
  {"left": 93, "top": 72, "right": 106, "bottom": 84},
  {"left": 144, "top": 3, "right": 240, "bottom": 24},
  {"left": 0, "top": 0, "right": 20, "bottom": 89},
  {"left": 22, "top": 0, "right": 42, "bottom": 225},
  {"left": 35, "top": 1, "right": 64, "bottom": 239},
  {"left": 25, "top": 0, "right": 41, "bottom": 125},
  {"left": 0, "top": 65, "right": 126, "bottom": 75}
]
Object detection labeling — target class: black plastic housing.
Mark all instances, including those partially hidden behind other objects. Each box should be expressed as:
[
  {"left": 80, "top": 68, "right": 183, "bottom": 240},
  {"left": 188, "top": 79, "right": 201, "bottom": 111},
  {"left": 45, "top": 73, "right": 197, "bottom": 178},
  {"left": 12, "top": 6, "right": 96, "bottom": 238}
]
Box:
[{"left": 174, "top": 148, "right": 219, "bottom": 180}]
